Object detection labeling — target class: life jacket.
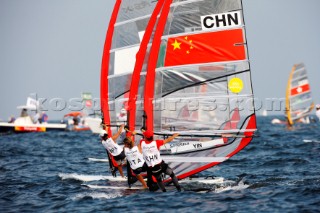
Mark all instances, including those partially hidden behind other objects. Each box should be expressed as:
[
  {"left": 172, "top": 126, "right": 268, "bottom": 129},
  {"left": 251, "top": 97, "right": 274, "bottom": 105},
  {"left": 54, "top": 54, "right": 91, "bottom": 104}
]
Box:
[
  {"left": 124, "top": 146, "right": 145, "bottom": 170},
  {"left": 102, "top": 138, "right": 122, "bottom": 156},
  {"left": 141, "top": 140, "right": 162, "bottom": 167}
]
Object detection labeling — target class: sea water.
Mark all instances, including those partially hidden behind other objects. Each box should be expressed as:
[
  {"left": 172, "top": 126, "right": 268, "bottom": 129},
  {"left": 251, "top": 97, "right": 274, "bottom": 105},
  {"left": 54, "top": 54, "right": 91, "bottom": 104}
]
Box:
[{"left": 0, "top": 116, "right": 319, "bottom": 212}]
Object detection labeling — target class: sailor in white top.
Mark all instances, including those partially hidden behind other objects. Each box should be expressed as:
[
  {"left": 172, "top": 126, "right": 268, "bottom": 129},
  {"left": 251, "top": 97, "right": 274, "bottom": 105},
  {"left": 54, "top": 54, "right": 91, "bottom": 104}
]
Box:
[
  {"left": 140, "top": 130, "right": 181, "bottom": 192},
  {"left": 316, "top": 104, "right": 320, "bottom": 121},
  {"left": 123, "top": 137, "right": 148, "bottom": 189},
  {"left": 100, "top": 124, "right": 126, "bottom": 178}
]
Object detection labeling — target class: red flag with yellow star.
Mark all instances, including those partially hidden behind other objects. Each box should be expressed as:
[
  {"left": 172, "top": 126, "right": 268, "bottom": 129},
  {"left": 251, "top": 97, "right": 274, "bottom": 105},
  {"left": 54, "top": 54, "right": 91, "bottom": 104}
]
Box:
[{"left": 164, "top": 29, "right": 246, "bottom": 67}]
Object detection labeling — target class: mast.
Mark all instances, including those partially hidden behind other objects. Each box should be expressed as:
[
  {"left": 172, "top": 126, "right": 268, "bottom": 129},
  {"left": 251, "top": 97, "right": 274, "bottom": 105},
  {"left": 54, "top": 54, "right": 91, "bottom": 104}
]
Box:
[
  {"left": 127, "top": 0, "right": 165, "bottom": 135},
  {"left": 100, "top": 0, "right": 122, "bottom": 135},
  {"left": 144, "top": 0, "right": 173, "bottom": 132}
]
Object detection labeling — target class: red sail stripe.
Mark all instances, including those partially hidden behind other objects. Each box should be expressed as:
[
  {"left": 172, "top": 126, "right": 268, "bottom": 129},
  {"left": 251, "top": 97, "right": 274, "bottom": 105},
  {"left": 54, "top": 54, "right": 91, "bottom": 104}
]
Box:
[
  {"left": 100, "top": 0, "right": 122, "bottom": 135},
  {"left": 164, "top": 29, "right": 246, "bottom": 67},
  {"left": 290, "top": 84, "right": 310, "bottom": 96}
]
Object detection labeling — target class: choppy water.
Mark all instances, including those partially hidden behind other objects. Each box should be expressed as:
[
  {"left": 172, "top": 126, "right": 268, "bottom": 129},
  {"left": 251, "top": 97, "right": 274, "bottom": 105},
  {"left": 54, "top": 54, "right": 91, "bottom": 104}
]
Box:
[{"left": 1, "top": 116, "right": 320, "bottom": 212}]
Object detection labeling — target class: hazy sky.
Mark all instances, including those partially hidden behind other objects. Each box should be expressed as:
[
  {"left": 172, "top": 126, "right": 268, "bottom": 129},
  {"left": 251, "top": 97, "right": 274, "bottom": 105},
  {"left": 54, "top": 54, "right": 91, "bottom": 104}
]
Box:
[{"left": 0, "top": 0, "right": 319, "bottom": 120}]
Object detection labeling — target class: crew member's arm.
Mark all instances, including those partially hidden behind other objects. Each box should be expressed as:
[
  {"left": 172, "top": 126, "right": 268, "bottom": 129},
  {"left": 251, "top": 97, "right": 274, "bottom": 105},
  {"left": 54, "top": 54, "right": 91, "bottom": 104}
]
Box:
[
  {"left": 111, "top": 124, "right": 124, "bottom": 142},
  {"left": 163, "top": 133, "right": 179, "bottom": 145},
  {"left": 137, "top": 143, "right": 143, "bottom": 153}
]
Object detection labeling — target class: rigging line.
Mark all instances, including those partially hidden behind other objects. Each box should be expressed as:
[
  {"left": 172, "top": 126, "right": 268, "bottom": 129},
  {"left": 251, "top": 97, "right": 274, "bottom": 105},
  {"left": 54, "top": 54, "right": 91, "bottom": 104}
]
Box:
[
  {"left": 114, "top": 90, "right": 130, "bottom": 100},
  {"left": 162, "top": 69, "right": 250, "bottom": 97}
]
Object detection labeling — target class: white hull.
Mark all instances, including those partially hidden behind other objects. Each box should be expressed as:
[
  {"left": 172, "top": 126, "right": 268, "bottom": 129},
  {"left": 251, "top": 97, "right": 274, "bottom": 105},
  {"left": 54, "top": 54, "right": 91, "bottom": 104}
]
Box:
[
  {"left": 85, "top": 117, "right": 102, "bottom": 134},
  {"left": 0, "top": 116, "right": 66, "bottom": 133}
]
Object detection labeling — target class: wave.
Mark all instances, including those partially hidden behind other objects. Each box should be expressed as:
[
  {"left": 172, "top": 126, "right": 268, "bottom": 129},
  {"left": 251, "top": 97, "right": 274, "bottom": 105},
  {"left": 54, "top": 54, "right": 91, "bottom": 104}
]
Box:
[
  {"left": 58, "top": 173, "right": 110, "bottom": 182},
  {"left": 72, "top": 192, "right": 123, "bottom": 200},
  {"left": 87, "top": 158, "right": 109, "bottom": 162}
]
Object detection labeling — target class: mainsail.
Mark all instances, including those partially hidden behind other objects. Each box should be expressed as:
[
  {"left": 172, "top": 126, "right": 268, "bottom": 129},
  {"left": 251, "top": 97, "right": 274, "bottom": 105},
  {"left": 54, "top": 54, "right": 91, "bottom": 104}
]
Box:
[
  {"left": 285, "top": 63, "right": 314, "bottom": 125},
  {"left": 101, "top": 0, "right": 257, "bottom": 182}
]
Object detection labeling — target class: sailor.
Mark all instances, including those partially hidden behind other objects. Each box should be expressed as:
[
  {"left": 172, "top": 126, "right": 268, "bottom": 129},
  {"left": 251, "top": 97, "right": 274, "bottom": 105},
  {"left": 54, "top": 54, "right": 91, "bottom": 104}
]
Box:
[
  {"left": 33, "top": 112, "right": 41, "bottom": 124},
  {"left": 41, "top": 112, "right": 48, "bottom": 123},
  {"left": 123, "top": 137, "right": 148, "bottom": 189},
  {"left": 100, "top": 124, "right": 126, "bottom": 178},
  {"left": 316, "top": 104, "right": 320, "bottom": 121},
  {"left": 8, "top": 115, "right": 15, "bottom": 123},
  {"left": 140, "top": 130, "right": 181, "bottom": 192},
  {"left": 117, "top": 108, "right": 127, "bottom": 124},
  {"left": 20, "top": 108, "right": 28, "bottom": 117}
]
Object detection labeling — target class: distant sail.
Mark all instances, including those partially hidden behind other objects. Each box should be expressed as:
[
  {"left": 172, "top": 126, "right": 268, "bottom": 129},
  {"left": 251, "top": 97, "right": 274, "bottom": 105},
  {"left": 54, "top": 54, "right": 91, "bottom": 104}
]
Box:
[
  {"left": 262, "top": 110, "right": 267, "bottom": 117},
  {"left": 285, "top": 63, "right": 314, "bottom": 125}
]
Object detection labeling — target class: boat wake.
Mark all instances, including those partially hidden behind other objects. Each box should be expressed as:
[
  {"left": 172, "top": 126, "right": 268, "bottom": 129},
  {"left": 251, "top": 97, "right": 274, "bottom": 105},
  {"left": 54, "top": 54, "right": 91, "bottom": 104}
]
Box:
[
  {"left": 58, "top": 173, "right": 111, "bottom": 182},
  {"left": 82, "top": 184, "right": 143, "bottom": 190},
  {"left": 72, "top": 192, "right": 122, "bottom": 200},
  {"left": 213, "top": 179, "right": 249, "bottom": 193},
  {"left": 303, "top": 139, "right": 320, "bottom": 143},
  {"left": 60, "top": 172, "right": 249, "bottom": 194},
  {"left": 87, "top": 158, "right": 109, "bottom": 162}
]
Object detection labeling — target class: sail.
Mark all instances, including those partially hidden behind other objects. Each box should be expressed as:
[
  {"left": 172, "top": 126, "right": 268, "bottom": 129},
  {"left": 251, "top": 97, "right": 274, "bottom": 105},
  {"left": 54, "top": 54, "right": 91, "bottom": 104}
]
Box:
[
  {"left": 285, "top": 63, "right": 314, "bottom": 125},
  {"left": 99, "top": 0, "right": 166, "bottom": 182},
  {"left": 101, "top": 0, "right": 257, "bottom": 182},
  {"left": 142, "top": 0, "right": 256, "bottom": 180},
  {"left": 100, "top": 0, "right": 162, "bottom": 133}
]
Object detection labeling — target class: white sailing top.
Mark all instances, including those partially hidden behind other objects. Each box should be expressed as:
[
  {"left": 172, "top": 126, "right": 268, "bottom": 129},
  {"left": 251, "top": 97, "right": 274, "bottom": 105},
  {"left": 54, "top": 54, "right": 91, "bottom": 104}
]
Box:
[
  {"left": 316, "top": 109, "right": 320, "bottom": 121},
  {"left": 124, "top": 146, "right": 145, "bottom": 170},
  {"left": 102, "top": 138, "right": 122, "bottom": 156},
  {"left": 140, "top": 140, "right": 163, "bottom": 167}
]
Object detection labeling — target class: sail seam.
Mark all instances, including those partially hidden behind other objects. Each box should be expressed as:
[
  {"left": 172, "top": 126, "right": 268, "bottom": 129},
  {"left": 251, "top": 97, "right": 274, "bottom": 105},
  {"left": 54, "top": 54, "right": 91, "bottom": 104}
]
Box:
[
  {"left": 161, "top": 26, "right": 245, "bottom": 40},
  {"left": 162, "top": 69, "right": 250, "bottom": 97},
  {"left": 156, "top": 60, "right": 249, "bottom": 72}
]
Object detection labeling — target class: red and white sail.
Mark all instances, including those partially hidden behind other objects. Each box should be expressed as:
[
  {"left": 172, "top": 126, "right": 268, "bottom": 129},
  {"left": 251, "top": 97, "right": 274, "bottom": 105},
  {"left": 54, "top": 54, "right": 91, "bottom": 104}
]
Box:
[
  {"left": 285, "top": 63, "right": 314, "bottom": 125},
  {"left": 101, "top": 0, "right": 257, "bottom": 181}
]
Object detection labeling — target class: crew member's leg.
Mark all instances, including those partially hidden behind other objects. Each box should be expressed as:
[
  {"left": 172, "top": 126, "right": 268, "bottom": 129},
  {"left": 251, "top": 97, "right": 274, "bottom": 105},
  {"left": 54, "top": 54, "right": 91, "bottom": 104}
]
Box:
[
  {"left": 164, "top": 165, "right": 181, "bottom": 191},
  {"left": 154, "top": 173, "right": 166, "bottom": 192}
]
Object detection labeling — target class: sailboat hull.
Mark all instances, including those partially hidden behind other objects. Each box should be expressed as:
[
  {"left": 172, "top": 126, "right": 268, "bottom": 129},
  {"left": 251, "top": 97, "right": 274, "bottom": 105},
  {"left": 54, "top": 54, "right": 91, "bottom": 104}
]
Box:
[{"left": 0, "top": 122, "right": 66, "bottom": 133}]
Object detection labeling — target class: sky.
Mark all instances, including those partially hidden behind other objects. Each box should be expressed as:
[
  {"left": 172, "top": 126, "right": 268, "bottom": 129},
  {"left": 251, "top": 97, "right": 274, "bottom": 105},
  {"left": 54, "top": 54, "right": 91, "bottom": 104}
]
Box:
[{"left": 0, "top": 0, "right": 319, "bottom": 120}]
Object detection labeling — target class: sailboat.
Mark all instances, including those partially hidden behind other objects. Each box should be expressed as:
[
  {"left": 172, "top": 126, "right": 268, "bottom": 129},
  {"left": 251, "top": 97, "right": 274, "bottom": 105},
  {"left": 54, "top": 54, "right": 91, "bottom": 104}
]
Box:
[
  {"left": 285, "top": 63, "right": 314, "bottom": 125},
  {"left": 100, "top": 0, "right": 256, "bottom": 187},
  {"left": 0, "top": 97, "right": 66, "bottom": 133},
  {"left": 272, "top": 63, "right": 314, "bottom": 125}
]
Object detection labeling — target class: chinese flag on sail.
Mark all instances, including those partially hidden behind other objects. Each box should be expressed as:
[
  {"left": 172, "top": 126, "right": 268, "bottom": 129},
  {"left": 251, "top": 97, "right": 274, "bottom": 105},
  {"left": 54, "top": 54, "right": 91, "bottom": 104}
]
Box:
[
  {"left": 164, "top": 29, "right": 246, "bottom": 67},
  {"left": 291, "top": 84, "right": 310, "bottom": 96}
]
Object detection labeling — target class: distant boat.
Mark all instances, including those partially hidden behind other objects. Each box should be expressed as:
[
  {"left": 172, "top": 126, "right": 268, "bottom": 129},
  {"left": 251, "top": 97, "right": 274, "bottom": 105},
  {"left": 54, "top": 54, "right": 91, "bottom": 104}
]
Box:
[
  {"left": 63, "top": 111, "right": 90, "bottom": 132},
  {"left": 316, "top": 104, "right": 320, "bottom": 121},
  {"left": 271, "top": 63, "right": 314, "bottom": 125},
  {"left": 0, "top": 97, "right": 66, "bottom": 133},
  {"left": 79, "top": 92, "right": 103, "bottom": 134},
  {"left": 85, "top": 116, "right": 102, "bottom": 134},
  {"left": 261, "top": 109, "right": 268, "bottom": 117}
]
